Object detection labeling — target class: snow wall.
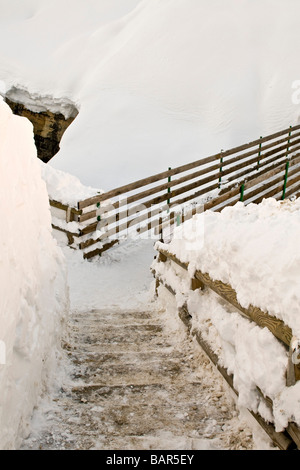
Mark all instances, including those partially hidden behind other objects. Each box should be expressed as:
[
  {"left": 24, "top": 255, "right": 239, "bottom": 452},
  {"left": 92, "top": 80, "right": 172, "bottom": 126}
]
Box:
[{"left": 0, "top": 98, "right": 69, "bottom": 449}]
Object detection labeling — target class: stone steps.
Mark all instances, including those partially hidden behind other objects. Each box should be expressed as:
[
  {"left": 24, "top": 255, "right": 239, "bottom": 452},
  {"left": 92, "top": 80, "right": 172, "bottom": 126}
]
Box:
[{"left": 21, "top": 308, "right": 254, "bottom": 450}]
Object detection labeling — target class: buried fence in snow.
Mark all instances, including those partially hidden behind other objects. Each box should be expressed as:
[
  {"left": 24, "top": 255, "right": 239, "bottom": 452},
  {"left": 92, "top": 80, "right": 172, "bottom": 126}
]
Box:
[
  {"left": 151, "top": 247, "right": 300, "bottom": 451},
  {"left": 50, "top": 123, "right": 300, "bottom": 259}
]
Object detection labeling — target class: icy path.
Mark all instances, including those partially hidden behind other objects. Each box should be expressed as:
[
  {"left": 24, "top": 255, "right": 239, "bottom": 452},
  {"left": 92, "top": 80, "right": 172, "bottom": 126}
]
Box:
[{"left": 21, "top": 239, "right": 268, "bottom": 450}]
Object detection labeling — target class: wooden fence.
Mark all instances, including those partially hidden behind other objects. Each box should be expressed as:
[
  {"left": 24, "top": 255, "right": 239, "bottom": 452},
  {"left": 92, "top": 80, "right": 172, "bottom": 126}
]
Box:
[
  {"left": 50, "top": 123, "right": 300, "bottom": 258},
  {"left": 152, "top": 247, "right": 300, "bottom": 451}
]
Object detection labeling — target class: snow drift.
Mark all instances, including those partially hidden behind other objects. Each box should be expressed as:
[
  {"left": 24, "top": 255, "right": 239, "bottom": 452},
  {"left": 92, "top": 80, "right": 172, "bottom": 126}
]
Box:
[
  {"left": 0, "top": 98, "right": 68, "bottom": 449},
  {"left": 0, "top": 0, "right": 300, "bottom": 190},
  {"left": 163, "top": 198, "right": 300, "bottom": 340},
  {"left": 153, "top": 198, "right": 300, "bottom": 431}
]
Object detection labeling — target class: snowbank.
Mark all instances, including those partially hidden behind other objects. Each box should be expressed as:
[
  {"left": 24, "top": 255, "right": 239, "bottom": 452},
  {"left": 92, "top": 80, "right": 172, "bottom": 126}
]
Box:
[
  {"left": 163, "top": 198, "right": 300, "bottom": 339},
  {"left": 153, "top": 198, "right": 300, "bottom": 431},
  {"left": 40, "top": 161, "right": 103, "bottom": 208},
  {"left": 0, "top": 98, "right": 69, "bottom": 449},
  {"left": 0, "top": 0, "right": 300, "bottom": 190}
]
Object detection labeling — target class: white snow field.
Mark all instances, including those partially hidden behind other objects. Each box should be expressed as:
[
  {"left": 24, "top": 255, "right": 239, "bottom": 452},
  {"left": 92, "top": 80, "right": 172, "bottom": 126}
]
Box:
[
  {"left": 0, "top": 0, "right": 300, "bottom": 451},
  {"left": 0, "top": 0, "right": 300, "bottom": 190},
  {"left": 0, "top": 98, "right": 69, "bottom": 449}
]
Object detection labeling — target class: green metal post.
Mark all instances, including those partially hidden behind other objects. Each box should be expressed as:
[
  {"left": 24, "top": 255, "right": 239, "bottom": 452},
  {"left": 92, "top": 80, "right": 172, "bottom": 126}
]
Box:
[
  {"left": 240, "top": 183, "right": 245, "bottom": 202},
  {"left": 97, "top": 202, "right": 101, "bottom": 221},
  {"left": 218, "top": 151, "right": 223, "bottom": 188},
  {"left": 282, "top": 161, "right": 290, "bottom": 200}
]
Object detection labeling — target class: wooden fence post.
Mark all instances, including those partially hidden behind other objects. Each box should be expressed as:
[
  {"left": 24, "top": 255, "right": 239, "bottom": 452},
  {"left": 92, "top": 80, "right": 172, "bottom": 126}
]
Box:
[{"left": 159, "top": 215, "right": 163, "bottom": 242}]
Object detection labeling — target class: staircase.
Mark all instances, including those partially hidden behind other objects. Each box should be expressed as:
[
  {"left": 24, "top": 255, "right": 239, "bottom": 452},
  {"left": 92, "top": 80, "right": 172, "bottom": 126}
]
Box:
[{"left": 21, "top": 307, "right": 254, "bottom": 450}]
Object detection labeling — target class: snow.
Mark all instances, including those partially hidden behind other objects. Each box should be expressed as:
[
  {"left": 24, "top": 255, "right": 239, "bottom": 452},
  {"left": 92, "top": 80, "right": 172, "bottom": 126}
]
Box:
[
  {"left": 161, "top": 198, "right": 300, "bottom": 339},
  {"left": 64, "top": 238, "right": 156, "bottom": 313},
  {"left": 1, "top": 0, "right": 300, "bottom": 450},
  {"left": 0, "top": 98, "right": 69, "bottom": 449},
  {"left": 1, "top": 0, "right": 300, "bottom": 190},
  {"left": 153, "top": 198, "right": 300, "bottom": 432},
  {"left": 39, "top": 161, "right": 102, "bottom": 208},
  {"left": 19, "top": 236, "right": 274, "bottom": 450}
]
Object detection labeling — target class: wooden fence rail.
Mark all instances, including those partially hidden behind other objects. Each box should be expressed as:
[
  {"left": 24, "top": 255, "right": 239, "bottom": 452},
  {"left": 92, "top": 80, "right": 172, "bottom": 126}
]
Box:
[
  {"left": 49, "top": 124, "right": 300, "bottom": 258},
  {"left": 152, "top": 247, "right": 300, "bottom": 450}
]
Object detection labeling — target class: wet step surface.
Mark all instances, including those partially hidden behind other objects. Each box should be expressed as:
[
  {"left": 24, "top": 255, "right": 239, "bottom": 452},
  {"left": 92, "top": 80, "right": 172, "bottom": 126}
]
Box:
[{"left": 21, "top": 308, "right": 254, "bottom": 450}]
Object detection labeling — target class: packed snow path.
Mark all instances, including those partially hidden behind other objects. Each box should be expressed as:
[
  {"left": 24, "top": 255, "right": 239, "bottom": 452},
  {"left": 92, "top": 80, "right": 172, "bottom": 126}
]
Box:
[
  {"left": 20, "top": 240, "right": 270, "bottom": 450},
  {"left": 21, "top": 307, "right": 255, "bottom": 450}
]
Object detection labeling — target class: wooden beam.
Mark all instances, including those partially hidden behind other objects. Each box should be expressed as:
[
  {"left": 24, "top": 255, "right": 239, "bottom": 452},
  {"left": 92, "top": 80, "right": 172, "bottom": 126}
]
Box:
[
  {"left": 112, "top": 162, "right": 222, "bottom": 209},
  {"left": 78, "top": 124, "right": 300, "bottom": 209},
  {"left": 191, "top": 278, "right": 205, "bottom": 291},
  {"left": 286, "top": 422, "right": 300, "bottom": 449},
  {"left": 83, "top": 239, "right": 119, "bottom": 259},
  {"left": 193, "top": 270, "right": 293, "bottom": 348},
  {"left": 219, "top": 152, "right": 300, "bottom": 196},
  {"left": 77, "top": 153, "right": 221, "bottom": 209},
  {"left": 79, "top": 209, "right": 97, "bottom": 223},
  {"left": 284, "top": 182, "right": 300, "bottom": 201},
  {"left": 221, "top": 131, "right": 300, "bottom": 171},
  {"left": 154, "top": 274, "right": 295, "bottom": 450},
  {"left": 153, "top": 164, "right": 300, "bottom": 237},
  {"left": 192, "top": 330, "right": 294, "bottom": 450},
  {"left": 50, "top": 199, "right": 82, "bottom": 215},
  {"left": 158, "top": 248, "right": 293, "bottom": 348},
  {"left": 244, "top": 173, "right": 285, "bottom": 202},
  {"left": 155, "top": 270, "right": 299, "bottom": 450},
  {"left": 51, "top": 224, "right": 80, "bottom": 238}
]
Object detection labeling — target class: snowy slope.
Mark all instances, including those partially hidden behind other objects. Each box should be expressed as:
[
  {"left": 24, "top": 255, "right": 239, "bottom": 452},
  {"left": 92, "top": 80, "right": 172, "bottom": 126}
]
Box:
[
  {"left": 0, "top": 98, "right": 68, "bottom": 449},
  {"left": 0, "top": 0, "right": 300, "bottom": 190}
]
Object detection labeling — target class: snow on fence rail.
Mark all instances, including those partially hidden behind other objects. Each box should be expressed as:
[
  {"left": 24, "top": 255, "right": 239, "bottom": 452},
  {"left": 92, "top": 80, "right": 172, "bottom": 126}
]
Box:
[
  {"left": 49, "top": 198, "right": 118, "bottom": 257},
  {"left": 152, "top": 247, "right": 300, "bottom": 451},
  {"left": 50, "top": 124, "right": 300, "bottom": 258}
]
